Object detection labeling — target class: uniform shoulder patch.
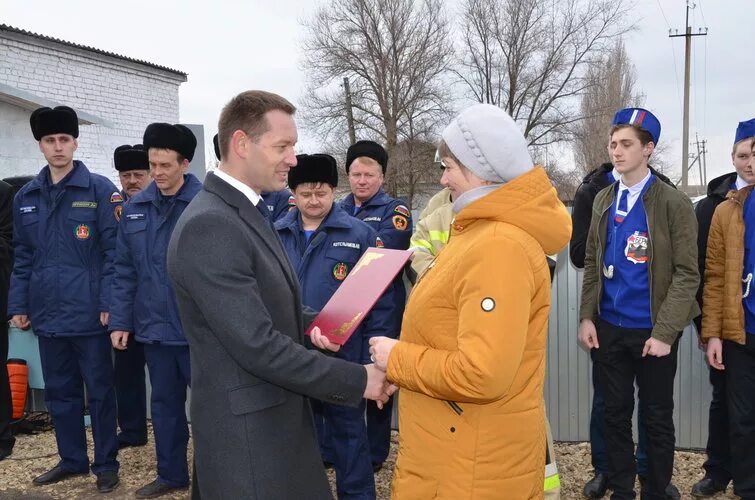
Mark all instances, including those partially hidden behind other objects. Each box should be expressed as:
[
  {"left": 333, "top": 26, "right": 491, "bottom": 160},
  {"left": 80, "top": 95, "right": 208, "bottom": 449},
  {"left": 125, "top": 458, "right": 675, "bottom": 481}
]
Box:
[
  {"left": 288, "top": 195, "right": 296, "bottom": 207},
  {"left": 114, "top": 205, "right": 122, "bottom": 222},
  {"left": 392, "top": 214, "right": 408, "bottom": 231},
  {"left": 110, "top": 192, "right": 124, "bottom": 203},
  {"left": 394, "top": 204, "right": 411, "bottom": 218}
]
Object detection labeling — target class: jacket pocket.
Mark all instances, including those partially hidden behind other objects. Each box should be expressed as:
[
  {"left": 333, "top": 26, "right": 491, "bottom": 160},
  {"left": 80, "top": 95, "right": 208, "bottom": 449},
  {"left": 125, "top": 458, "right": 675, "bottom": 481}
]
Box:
[{"left": 227, "top": 383, "right": 286, "bottom": 416}]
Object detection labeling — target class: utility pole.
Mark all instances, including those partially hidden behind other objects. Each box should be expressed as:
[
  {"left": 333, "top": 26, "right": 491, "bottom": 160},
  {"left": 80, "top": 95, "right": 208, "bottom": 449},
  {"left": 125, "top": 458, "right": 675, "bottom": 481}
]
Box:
[
  {"left": 343, "top": 77, "right": 356, "bottom": 145},
  {"left": 670, "top": 1, "right": 707, "bottom": 190}
]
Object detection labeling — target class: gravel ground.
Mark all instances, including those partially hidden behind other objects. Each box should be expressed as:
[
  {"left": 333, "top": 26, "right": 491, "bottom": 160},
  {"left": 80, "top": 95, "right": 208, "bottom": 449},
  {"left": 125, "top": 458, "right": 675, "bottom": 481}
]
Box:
[{"left": 0, "top": 427, "right": 740, "bottom": 499}]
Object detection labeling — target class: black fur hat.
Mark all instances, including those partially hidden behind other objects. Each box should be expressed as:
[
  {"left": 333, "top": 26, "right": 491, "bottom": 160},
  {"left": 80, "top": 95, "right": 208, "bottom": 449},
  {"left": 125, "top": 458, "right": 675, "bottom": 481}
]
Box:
[
  {"left": 289, "top": 154, "right": 339, "bottom": 190},
  {"left": 30, "top": 106, "right": 79, "bottom": 140},
  {"left": 345, "top": 140, "right": 388, "bottom": 174},
  {"left": 143, "top": 123, "right": 197, "bottom": 162},
  {"left": 114, "top": 144, "right": 149, "bottom": 172}
]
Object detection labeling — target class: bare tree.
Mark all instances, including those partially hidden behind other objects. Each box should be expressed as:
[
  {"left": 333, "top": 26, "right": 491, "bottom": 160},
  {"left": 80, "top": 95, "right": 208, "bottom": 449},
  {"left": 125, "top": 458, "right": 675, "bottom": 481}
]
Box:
[
  {"left": 456, "top": 0, "right": 634, "bottom": 147},
  {"left": 300, "top": 0, "right": 454, "bottom": 206},
  {"left": 572, "top": 40, "right": 643, "bottom": 174},
  {"left": 542, "top": 160, "right": 583, "bottom": 204}
]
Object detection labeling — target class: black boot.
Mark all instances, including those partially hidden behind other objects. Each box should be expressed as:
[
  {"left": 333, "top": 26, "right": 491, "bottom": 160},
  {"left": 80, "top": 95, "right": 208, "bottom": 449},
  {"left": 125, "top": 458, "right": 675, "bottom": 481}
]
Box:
[{"left": 583, "top": 472, "right": 608, "bottom": 498}]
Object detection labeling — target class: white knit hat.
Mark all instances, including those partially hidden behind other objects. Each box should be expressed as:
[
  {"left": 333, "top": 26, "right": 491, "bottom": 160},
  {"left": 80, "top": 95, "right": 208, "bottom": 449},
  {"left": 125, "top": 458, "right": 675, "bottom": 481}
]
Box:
[{"left": 441, "top": 104, "right": 533, "bottom": 183}]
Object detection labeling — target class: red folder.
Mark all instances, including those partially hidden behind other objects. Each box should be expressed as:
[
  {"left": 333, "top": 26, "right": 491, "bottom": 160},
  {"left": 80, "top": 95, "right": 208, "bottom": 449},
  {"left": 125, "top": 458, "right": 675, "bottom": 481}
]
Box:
[{"left": 305, "top": 247, "right": 412, "bottom": 345}]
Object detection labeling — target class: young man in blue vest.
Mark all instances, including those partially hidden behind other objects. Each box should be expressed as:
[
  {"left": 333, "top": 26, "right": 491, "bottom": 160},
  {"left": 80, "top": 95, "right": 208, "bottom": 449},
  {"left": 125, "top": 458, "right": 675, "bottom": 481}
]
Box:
[
  {"left": 109, "top": 123, "right": 202, "bottom": 498},
  {"left": 9, "top": 106, "right": 122, "bottom": 492},
  {"left": 338, "top": 140, "right": 409, "bottom": 471},
  {"left": 570, "top": 142, "right": 676, "bottom": 500},
  {"left": 691, "top": 118, "right": 755, "bottom": 498},
  {"left": 111, "top": 144, "right": 151, "bottom": 451},
  {"left": 578, "top": 108, "right": 699, "bottom": 500},
  {"left": 276, "top": 153, "right": 395, "bottom": 499}
]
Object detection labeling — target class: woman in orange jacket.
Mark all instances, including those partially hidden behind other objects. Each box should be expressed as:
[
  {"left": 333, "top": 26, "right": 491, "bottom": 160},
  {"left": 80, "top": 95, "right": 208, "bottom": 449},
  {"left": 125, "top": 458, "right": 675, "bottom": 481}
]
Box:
[{"left": 369, "top": 104, "right": 571, "bottom": 499}]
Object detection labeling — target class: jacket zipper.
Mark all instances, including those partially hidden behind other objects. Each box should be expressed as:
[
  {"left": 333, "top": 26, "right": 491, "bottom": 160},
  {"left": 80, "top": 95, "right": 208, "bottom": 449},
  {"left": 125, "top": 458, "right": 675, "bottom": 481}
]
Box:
[{"left": 446, "top": 400, "right": 463, "bottom": 415}]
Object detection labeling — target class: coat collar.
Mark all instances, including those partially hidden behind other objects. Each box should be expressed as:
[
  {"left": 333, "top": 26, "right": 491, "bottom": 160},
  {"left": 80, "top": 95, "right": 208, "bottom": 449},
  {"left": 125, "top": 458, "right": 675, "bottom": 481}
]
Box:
[
  {"left": 341, "top": 187, "right": 390, "bottom": 210},
  {"left": 27, "top": 160, "right": 90, "bottom": 192},
  {"left": 204, "top": 172, "right": 298, "bottom": 291},
  {"left": 132, "top": 174, "right": 203, "bottom": 204}
]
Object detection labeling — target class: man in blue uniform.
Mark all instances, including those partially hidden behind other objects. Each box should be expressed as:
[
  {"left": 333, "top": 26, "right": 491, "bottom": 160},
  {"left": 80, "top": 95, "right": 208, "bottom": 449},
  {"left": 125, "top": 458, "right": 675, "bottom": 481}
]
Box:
[
  {"left": 276, "top": 153, "right": 394, "bottom": 499},
  {"left": 213, "top": 133, "right": 293, "bottom": 221},
  {"left": 338, "top": 140, "right": 410, "bottom": 471},
  {"left": 110, "top": 123, "right": 201, "bottom": 498},
  {"left": 9, "top": 106, "right": 121, "bottom": 492},
  {"left": 111, "top": 144, "right": 151, "bottom": 450}
]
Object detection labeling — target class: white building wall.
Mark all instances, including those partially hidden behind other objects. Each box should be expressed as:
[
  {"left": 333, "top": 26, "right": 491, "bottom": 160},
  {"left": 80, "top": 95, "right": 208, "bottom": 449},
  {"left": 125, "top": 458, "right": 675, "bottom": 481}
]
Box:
[{"left": 0, "top": 31, "right": 185, "bottom": 182}]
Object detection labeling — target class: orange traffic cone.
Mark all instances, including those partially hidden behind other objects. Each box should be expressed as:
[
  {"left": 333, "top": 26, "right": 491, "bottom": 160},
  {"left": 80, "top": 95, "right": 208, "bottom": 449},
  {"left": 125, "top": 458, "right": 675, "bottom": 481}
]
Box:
[{"left": 7, "top": 359, "right": 28, "bottom": 421}]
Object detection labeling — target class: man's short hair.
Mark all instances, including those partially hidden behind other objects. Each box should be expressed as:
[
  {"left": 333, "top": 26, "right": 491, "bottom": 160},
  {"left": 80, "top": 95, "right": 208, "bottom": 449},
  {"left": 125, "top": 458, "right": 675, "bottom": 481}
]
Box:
[
  {"left": 733, "top": 137, "right": 754, "bottom": 155},
  {"left": 610, "top": 124, "right": 654, "bottom": 147},
  {"left": 217, "top": 91, "right": 296, "bottom": 160}
]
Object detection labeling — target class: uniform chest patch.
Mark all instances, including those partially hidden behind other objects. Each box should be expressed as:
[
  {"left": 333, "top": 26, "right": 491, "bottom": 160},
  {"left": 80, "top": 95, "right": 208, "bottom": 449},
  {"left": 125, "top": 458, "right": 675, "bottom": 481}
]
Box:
[
  {"left": 363, "top": 216, "right": 381, "bottom": 222},
  {"left": 332, "top": 241, "right": 360, "bottom": 250},
  {"left": 72, "top": 201, "right": 97, "bottom": 209},
  {"left": 481, "top": 297, "right": 496, "bottom": 312},
  {"left": 333, "top": 262, "right": 349, "bottom": 281},
  {"left": 126, "top": 213, "right": 146, "bottom": 221},
  {"left": 110, "top": 192, "right": 124, "bottom": 203},
  {"left": 392, "top": 215, "right": 408, "bottom": 230},
  {"left": 74, "top": 223, "right": 91, "bottom": 240},
  {"left": 19, "top": 206, "right": 37, "bottom": 214},
  {"left": 375, "top": 237, "right": 385, "bottom": 248},
  {"left": 625, "top": 231, "right": 649, "bottom": 264}
]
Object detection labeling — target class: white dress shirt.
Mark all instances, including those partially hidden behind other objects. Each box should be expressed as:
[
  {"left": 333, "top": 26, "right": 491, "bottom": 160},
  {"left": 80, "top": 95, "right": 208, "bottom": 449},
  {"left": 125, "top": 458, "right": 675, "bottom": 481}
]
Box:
[
  {"left": 212, "top": 169, "right": 263, "bottom": 207},
  {"left": 616, "top": 169, "right": 652, "bottom": 216}
]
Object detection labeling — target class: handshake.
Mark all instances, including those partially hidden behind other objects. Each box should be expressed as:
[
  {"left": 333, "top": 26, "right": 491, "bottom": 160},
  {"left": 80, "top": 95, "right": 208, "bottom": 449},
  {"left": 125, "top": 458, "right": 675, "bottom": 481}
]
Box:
[{"left": 310, "top": 328, "right": 399, "bottom": 409}]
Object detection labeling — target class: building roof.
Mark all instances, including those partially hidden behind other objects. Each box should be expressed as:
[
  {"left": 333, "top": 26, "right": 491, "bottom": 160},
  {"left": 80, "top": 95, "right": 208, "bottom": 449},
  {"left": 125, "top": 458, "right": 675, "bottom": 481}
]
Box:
[{"left": 0, "top": 23, "right": 187, "bottom": 77}]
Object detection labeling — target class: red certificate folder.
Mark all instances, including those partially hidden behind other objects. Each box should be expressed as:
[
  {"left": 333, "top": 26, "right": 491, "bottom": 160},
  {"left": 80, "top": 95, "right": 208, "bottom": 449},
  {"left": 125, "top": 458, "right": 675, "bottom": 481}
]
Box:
[{"left": 305, "top": 247, "right": 412, "bottom": 345}]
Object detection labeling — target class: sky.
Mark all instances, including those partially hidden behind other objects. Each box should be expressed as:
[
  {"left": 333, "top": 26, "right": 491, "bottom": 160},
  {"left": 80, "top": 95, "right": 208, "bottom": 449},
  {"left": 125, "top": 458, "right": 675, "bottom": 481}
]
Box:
[{"left": 2, "top": 0, "right": 752, "bottom": 185}]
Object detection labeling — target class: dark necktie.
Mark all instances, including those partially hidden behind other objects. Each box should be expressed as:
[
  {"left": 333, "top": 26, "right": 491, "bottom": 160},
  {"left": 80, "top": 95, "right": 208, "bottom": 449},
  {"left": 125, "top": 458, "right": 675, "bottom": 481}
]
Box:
[
  {"left": 618, "top": 189, "right": 629, "bottom": 213},
  {"left": 255, "top": 201, "right": 275, "bottom": 231}
]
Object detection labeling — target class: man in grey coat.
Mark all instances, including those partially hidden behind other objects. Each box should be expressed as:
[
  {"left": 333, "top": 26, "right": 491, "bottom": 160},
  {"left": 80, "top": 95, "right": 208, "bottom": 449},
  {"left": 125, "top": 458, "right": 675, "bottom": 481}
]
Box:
[{"left": 167, "top": 90, "right": 391, "bottom": 500}]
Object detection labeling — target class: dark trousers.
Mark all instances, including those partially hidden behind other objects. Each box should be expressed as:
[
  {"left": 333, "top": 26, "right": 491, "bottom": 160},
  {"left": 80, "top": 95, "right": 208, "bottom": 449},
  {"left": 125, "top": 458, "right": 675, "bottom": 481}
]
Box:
[
  {"left": 594, "top": 320, "right": 679, "bottom": 500},
  {"left": 724, "top": 337, "right": 755, "bottom": 499},
  {"left": 0, "top": 322, "right": 15, "bottom": 454},
  {"left": 590, "top": 349, "right": 649, "bottom": 476},
  {"left": 702, "top": 362, "right": 731, "bottom": 484},
  {"left": 366, "top": 396, "right": 393, "bottom": 465},
  {"left": 314, "top": 400, "right": 375, "bottom": 499},
  {"left": 38, "top": 335, "right": 119, "bottom": 474},
  {"left": 113, "top": 341, "right": 147, "bottom": 445},
  {"left": 143, "top": 344, "right": 191, "bottom": 487}
]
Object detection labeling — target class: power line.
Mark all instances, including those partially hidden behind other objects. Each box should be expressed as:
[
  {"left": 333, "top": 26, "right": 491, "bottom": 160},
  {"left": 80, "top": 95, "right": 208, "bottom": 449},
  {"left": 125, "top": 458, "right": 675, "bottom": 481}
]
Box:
[{"left": 657, "top": 0, "right": 683, "bottom": 113}]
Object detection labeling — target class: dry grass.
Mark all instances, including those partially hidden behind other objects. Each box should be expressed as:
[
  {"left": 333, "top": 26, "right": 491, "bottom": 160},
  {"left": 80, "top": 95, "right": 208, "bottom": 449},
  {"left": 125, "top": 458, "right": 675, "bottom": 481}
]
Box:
[{"left": 0, "top": 428, "right": 739, "bottom": 499}]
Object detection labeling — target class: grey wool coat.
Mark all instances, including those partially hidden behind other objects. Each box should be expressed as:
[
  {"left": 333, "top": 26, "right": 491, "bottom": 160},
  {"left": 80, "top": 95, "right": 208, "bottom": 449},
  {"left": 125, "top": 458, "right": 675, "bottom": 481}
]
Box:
[{"left": 167, "top": 172, "right": 367, "bottom": 499}]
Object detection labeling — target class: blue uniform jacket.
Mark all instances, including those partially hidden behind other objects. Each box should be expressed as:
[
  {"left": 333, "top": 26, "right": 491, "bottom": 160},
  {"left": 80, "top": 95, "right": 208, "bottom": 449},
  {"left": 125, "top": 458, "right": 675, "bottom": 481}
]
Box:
[
  {"left": 275, "top": 206, "right": 396, "bottom": 363},
  {"left": 338, "top": 188, "right": 412, "bottom": 331},
  {"left": 262, "top": 189, "right": 295, "bottom": 222},
  {"left": 109, "top": 174, "right": 202, "bottom": 345},
  {"left": 8, "top": 161, "right": 122, "bottom": 337}
]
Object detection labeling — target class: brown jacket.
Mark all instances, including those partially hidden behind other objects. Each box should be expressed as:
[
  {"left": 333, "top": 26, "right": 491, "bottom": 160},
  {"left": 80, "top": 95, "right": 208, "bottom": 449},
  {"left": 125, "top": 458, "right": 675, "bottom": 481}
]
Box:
[
  {"left": 387, "top": 167, "right": 571, "bottom": 499},
  {"left": 701, "top": 185, "right": 755, "bottom": 345}
]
